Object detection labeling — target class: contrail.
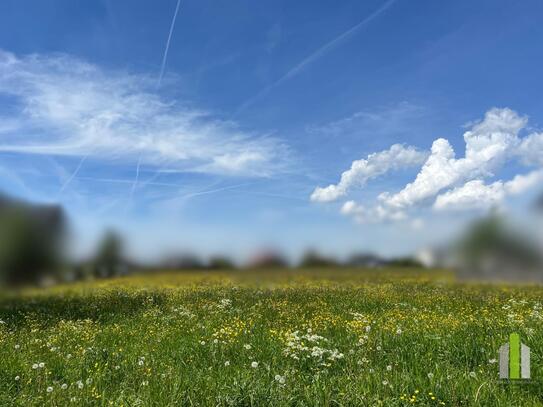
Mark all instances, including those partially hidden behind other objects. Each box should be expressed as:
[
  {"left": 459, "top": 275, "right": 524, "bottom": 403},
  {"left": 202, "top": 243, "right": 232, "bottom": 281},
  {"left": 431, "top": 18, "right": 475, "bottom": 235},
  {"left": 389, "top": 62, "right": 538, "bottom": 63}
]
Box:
[
  {"left": 59, "top": 155, "right": 87, "bottom": 193},
  {"left": 182, "top": 182, "right": 254, "bottom": 200},
  {"left": 74, "top": 176, "right": 185, "bottom": 188},
  {"left": 158, "top": 0, "right": 182, "bottom": 87},
  {"left": 235, "top": 0, "right": 397, "bottom": 115},
  {"left": 128, "top": 156, "right": 143, "bottom": 206}
]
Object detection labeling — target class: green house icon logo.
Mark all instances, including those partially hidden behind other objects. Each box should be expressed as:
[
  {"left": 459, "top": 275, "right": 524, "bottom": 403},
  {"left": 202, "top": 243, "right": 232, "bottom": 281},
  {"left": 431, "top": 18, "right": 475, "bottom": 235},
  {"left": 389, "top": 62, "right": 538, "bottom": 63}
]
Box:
[{"left": 499, "top": 333, "right": 530, "bottom": 380}]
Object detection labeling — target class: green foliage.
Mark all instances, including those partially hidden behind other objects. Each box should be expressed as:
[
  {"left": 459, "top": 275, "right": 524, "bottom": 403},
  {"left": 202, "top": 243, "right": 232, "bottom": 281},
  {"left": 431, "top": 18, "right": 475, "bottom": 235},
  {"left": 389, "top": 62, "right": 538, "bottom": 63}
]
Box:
[
  {"left": 387, "top": 257, "right": 424, "bottom": 268},
  {"left": 0, "top": 208, "right": 62, "bottom": 285},
  {"left": 299, "top": 250, "right": 339, "bottom": 268},
  {"left": 208, "top": 256, "right": 235, "bottom": 270},
  {"left": 457, "top": 214, "right": 542, "bottom": 272},
  {"left": 93, "top": 231, "right": 124, "bottom": 278}
]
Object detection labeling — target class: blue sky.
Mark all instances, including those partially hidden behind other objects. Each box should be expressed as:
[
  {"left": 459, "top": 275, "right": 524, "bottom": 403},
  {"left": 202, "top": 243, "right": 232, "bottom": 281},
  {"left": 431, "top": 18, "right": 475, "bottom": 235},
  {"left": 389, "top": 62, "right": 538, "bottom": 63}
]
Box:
[{"left": 0, "top": 0, "right": 542, "bottom": 261}]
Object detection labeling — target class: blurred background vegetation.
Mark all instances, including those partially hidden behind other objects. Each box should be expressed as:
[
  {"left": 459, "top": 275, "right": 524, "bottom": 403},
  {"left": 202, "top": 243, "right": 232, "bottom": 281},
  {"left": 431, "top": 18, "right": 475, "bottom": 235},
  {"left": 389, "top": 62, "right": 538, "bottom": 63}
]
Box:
[{"left": 0, "top": 192, "right": 542, "bottom": 288}]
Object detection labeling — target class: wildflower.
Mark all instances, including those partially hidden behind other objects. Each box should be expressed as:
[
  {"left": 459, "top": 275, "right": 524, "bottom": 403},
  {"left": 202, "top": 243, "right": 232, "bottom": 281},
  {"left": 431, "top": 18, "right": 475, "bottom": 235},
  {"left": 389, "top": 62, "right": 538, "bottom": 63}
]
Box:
[
  {"left": 427, "top": 373, "right": 434, "bottom": 379},
  {"left": 61, "top": 383, "right": 68, "bottom": 390},
  {"left": 38, "top": 362, "right": 45, "bottom": 368},
  {"left": 386, "top": 365, "right": 392, "bottom": 371},
  {"left": 275, "top": 374, "right": 286, "bottom": 384},
  {"left": 14, "top": 344, "right": 20, "bottom": 350},
  {"left": 369, "top": 368, "right": 375, "bottom": 374},
  {"left": 115, "top": 365, "right": 120, "bottom": 370},
  {"left": 489, "top": 358, "right": 497, "bottom": 364},
  {"left": 396, "top": 328, "right": 402, "bottom": 335},
  {"left": 244, "top": 344, "right": 252, "bottom": 350},
  {"left": 200, "top": 341, "right": 206, "bottom": 345},
  {"left": 67, "top": 353, "right": 72, "bottom": 358},
  {"left": 32, "top": 364, "right": 38, "bottom": 369},
  {"left": 138, "top": 360, "right": 144, "bottom": 366},
  {"left": 224, "top": 361, "right": 230, "bottom": 366},
  {"left": 376, "top": 346, "right": 382, "bottom": 351},
  {"left": 14, "top": 376, "right": 20, "bottom": 381},
  {"left": 213, "top": 339, "right": 218, "bottom": 344},
  {"left": 382, "top": 380, "right": 388, "bottom": 386},
  {"left": 46, "top": 386, "right": 53, "bottom": 393},
  {"left": 76, "top": 380, "right": 84, "bottom": 389},
  {"left": 251, "top": 361, "right": 259, "bottom": 368},
  {"left": 141, "top": 380, "right": 148, "bottom": 386},
  {"left": 469, "top": 371, "right": 476, "bottom": 378},
  {"left": 86, "top": 378, "right": 92, "bottom": 385},
  {"left": 365, "top": 326, "right": 371, "bottom": 333}
]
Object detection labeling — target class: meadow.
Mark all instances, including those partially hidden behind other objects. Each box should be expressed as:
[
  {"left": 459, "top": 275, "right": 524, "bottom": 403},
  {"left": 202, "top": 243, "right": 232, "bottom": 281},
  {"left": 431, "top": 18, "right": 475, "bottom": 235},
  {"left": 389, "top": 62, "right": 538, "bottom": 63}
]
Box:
[{"left": 1, "top": 269, "right": 543, "bottom": 406}]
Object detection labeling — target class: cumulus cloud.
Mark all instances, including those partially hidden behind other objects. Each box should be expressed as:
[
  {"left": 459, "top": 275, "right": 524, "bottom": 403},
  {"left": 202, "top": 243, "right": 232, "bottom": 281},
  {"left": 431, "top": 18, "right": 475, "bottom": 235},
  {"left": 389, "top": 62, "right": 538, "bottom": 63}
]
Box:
[
  {"left": 340, "top": 200, "right": 406, "bottom": 223},
  {"left": 310, "top": 144, "right": 427, "bottom": 202},
  {"left": 383, "top": 108, "right": 527, "bottom": 209},
  {"left": 0, "top": 50, "right": 288, "bottom": 176},
  {"left": 434, "top": 170, "right": 543, "bottom": 211},
  {"left": 313, "top": 107, "right": 543, "bottom": 223},
  {"left": 516, "top": 132, "right": 543, "bottom": 166}
]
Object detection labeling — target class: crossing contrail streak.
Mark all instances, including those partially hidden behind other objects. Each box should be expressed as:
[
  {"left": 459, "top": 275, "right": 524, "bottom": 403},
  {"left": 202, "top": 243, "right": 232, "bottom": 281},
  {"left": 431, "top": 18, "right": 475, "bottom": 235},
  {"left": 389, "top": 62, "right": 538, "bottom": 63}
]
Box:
[
  {"left": 236, "top": 0, "right": 397, "bottom": 115},
  {"left": 182, "top": 182, "right": 254, "bottom": 200},
  {"left": 158, "top": 0, "right": 182, "bottom": 87},
  {"left": 59, "top": 155, "right": 87, "bottom": 193},
  {"left": 126, "top": 156, "right": 143, "bottom": 211}
]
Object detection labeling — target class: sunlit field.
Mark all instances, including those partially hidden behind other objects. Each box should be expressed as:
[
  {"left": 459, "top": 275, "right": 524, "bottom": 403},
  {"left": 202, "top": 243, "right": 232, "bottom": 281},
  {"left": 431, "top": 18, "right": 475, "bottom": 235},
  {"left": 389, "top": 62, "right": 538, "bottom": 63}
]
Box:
[{"left": 1, "top": 269, "right": 543, "bottom": 406}]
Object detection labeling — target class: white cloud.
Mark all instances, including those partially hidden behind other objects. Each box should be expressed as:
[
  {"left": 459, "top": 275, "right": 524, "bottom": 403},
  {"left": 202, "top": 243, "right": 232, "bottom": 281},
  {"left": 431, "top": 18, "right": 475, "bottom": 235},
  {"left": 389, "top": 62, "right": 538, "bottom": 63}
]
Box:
[
  {"left": 383, "top": 108, "right": 527, "bottom": 209},
  {"left": 433, "top": 180, "right": 505, "bottom": 211},
  {"left": 310, "top": 144, "right": 427, "bottom": 202},
  {"left": 312, "top": 107, "right": 543, "bottom": 223},
  {"left": 433, "top": 170, "right": 543, "bottom": 211},
  {"left": 340, "top": 200, "right": 406, "bottom": 223},
  {"left": 516, "top": 132, "right": 543, "bottom": 166},
  {"left": 0, "top": 50, "right": 288, "bottom": 176}
]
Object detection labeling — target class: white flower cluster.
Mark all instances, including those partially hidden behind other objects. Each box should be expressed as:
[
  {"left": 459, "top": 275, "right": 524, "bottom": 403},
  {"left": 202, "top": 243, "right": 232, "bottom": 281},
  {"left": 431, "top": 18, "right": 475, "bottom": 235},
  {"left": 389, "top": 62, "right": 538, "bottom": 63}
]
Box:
[
  {"left": 283, "top": 329, "right": 344, "bottom": 367},
  {"left": 171, "top": 306, "right": 195, "bottom": 319},
  {"left": 217, "top": 298, "right": 232, "bottom": 310}
]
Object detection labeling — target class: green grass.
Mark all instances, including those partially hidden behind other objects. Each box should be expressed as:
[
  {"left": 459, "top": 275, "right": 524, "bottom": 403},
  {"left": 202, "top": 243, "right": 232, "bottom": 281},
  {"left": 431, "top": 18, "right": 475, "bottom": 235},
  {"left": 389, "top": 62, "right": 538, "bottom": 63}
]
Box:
[{"left": 0, "top": 268, "right": 542, "bottom": 406}]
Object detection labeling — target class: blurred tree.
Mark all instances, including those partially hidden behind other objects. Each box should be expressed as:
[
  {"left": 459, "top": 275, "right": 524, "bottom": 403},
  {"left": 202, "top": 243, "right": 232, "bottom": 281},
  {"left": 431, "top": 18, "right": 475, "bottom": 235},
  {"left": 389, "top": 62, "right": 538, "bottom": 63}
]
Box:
[
  {"left": 208, "top": 256, "right": 235, "bottom": 270},
  {"left": 0, "top": 197, "right": 65, "bottom": 286},
  {"left": 457, "top": 214, "right": 541, "bottom": 278},
  {"left": 387, "top": 257, "right": 424, "bottom": 268},
  {"left": 94, "top": 231, "right": 125, "bottom": 278},
  {"left": 299, "top": 250, "right": 338, "bottom": 268}
]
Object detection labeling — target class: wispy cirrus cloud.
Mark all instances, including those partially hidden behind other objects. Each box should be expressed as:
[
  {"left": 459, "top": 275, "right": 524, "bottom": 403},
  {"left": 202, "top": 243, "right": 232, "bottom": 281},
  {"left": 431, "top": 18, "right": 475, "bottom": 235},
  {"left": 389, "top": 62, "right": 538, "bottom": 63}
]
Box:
[
  {"left": 312, "top": 107, "right": 543, "bottom": 223},
  {"left": 0, "top": 50, "right": 289, "bottom": 177}
]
